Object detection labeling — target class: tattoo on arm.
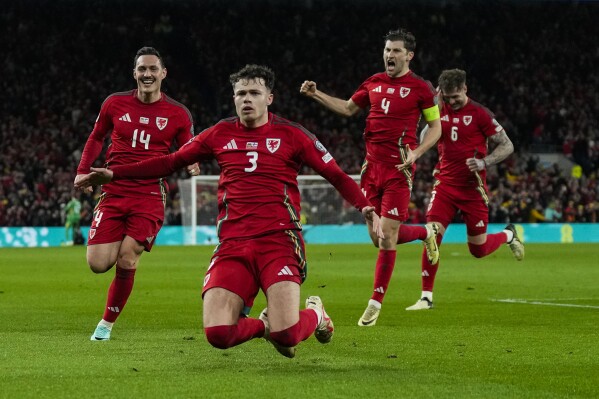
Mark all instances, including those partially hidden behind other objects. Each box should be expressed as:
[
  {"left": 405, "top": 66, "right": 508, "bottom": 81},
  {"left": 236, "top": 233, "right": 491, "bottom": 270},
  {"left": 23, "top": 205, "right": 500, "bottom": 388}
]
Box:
[{"left": 484, "top": 131, "right": 514, "bottom": 166}]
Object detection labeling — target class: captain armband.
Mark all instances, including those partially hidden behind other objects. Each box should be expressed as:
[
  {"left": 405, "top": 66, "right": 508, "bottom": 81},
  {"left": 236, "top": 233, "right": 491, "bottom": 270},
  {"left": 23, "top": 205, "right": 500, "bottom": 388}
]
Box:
[{"left": 422, "top": 105, "right": 440, "bottom": 122}]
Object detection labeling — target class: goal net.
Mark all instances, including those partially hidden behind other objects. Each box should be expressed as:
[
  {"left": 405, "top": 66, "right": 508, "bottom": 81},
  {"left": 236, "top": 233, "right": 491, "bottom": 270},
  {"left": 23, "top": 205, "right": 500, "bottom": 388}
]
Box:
[{"left": 178, "top": 175, "right": 361, "bottom": 245}]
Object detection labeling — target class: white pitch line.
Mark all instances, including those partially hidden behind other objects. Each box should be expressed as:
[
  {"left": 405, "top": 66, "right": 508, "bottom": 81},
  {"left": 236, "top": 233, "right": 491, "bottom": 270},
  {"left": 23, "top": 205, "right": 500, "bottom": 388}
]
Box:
[{"left": 492, "top": 298, "right": 599, "bottom": 309}]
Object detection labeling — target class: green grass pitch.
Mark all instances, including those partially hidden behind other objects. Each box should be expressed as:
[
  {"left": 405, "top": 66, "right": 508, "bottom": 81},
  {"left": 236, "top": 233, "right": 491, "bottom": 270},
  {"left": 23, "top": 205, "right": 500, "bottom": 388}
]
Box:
[{"left": 1, "top": 243, "right": 598, "bottom": 398}]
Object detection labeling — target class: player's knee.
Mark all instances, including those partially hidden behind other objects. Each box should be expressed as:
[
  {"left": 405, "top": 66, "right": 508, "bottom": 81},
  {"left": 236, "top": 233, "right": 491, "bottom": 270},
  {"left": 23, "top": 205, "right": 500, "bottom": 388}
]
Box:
[
  {"left": 468, "top": 242, "right": 486, "bottom": 258},
  {"left": 116, "top": 254, "right": 138, "bottom": 270},
  {"left": 270, "top": 324, "right": 302, "bottom": 347},
  {"left": 204, "top": 325, "right": 235, "bottom": 349},
  {"left": 87, "top": 257, "right": 114, "bottom": 273}
]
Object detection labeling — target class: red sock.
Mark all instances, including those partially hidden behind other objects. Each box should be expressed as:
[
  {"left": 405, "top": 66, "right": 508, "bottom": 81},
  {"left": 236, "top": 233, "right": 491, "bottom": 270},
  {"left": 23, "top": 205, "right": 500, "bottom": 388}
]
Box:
[
  {"left": 204, "top": 318, "right": 265, "bottom": 349},
  {"left": 270, "top": 309, "right": 318, "bottom": 347},
  {"left": 422, "top": 233, "right": 443, "bottom": 292},
  {"left": 371, "top": 249, "right": 397, "bottom": 303},
  {"left": 102, "top": 267, "right": 136, "bottom": 322},
  {"left": 397, "top": 224, "right": 428, "bottom": 244},
  {"left": 468, "top": 232, "right": 507, "bottom": 258}
]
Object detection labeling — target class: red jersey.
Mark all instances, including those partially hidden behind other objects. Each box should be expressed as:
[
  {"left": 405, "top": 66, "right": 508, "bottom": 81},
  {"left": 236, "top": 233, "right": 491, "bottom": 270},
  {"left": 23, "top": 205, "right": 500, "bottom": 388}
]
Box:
[
  {"left": 111, "top": 113, "right": 370, "bottom": 241},
  {"left": 436, "top": 99, "right": 504, "bottom": 187},
  {"left": 77, "top": 90, "right": 194, "bottom": 198},
  {"left": 351, "top": 71, "right": 437, "bottom": 164}
]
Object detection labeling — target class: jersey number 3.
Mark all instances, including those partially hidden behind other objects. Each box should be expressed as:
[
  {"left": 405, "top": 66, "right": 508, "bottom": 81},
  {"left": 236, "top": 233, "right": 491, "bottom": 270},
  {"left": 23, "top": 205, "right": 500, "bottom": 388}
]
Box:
[{"left": 245, "top": 151, "right": 258, "bottom": 172}]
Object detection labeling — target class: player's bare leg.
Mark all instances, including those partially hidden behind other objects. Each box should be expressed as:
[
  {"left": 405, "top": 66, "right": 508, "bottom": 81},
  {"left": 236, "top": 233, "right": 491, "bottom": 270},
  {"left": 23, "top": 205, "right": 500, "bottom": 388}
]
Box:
[{"left": 359, "top": 217, "right": 400, "bottom": 326}]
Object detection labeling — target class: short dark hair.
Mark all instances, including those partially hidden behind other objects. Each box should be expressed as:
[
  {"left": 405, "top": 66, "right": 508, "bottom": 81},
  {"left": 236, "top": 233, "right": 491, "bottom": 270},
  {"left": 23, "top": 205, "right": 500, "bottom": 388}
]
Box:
[
  {"left": 438, "top": 69, "right": 467, "bottom": 92},
  {"left": 384, "top": 29, "right": 416, "bottom": 53},
  {"left": 229, "top": 64, "right": 275, "bottom": 91},
  {"left": 134, "top": 47, "right": 165, "bottom": 69}
]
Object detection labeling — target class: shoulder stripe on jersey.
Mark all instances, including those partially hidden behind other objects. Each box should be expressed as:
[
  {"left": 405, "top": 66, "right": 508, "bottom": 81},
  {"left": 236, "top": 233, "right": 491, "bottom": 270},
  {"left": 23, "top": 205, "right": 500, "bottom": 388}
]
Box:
[
  {"left": 101, "top": 90, "right": 135, "bottom": 107},
  {"left": 164, "top": 94, "right": 194, "bottom": 123},
  {"left": 271, "top": 114, "right": 316, "bottom": 140},
  {"left": 408, "top": 72, "right": 436, "bottom": 91},
  {"left": 469, "top": 99, "right": 495, "bottom": 119}
]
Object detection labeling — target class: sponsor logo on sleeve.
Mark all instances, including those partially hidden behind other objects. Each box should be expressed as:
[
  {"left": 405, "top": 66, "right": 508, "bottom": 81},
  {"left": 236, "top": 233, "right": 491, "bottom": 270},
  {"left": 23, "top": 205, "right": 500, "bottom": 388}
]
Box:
[
  {"left": 322, "top": 153, "right": 333, "bottom": 163},
  {"left": 314, "top": 140, "right": 327, "bottom": 153}
]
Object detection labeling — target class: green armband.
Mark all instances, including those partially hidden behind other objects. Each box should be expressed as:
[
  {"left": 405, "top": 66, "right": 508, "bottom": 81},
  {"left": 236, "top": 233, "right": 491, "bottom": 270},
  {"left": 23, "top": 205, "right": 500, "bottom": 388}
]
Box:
[{"left": 422, "top": 105, "right": 440, "bottom": 122}]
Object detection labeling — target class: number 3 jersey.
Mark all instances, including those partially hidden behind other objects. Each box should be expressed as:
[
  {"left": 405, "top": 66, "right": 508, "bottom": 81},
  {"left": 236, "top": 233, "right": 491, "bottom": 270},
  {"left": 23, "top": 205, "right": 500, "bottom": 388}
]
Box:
[
  {"left": 351, "top": 71, "right": 437, "bottom": 164},
  {"left": 77, "top": 90, "right": 194, "bottom": 198},
  {"left": 436, "top": 99, "right": 503, "bottom": 187},
  {"left": 110, "top": 113, "right": 370, "bottom": 241}
]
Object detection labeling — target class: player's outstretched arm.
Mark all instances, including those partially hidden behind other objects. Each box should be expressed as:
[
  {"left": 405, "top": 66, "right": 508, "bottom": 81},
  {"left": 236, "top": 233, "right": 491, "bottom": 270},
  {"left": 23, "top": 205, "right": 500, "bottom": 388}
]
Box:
[{"left": 300, "top": 80, "right": 360, "bottom": 117}]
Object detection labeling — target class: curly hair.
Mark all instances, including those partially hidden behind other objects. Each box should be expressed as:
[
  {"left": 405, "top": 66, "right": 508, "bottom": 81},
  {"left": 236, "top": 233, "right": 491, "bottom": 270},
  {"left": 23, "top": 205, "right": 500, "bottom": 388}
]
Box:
[{"left": 229, "top": 64, "right": 275, "bottom": 91}]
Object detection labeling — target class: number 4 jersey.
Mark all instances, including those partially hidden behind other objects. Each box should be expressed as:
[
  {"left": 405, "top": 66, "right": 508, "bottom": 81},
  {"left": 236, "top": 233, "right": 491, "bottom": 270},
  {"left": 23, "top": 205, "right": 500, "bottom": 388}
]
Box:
[
  {"left": 351, "top": 71, "right": 438, "bottom": 165},
  {"left": 77, "top": 89, "right": 194, "bottom": 198}
]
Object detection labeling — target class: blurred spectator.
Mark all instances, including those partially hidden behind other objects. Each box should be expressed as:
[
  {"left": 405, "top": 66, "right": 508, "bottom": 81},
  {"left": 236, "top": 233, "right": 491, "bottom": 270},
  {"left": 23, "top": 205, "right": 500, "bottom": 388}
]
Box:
[{"left": 1, "top": 0, "right": 598, "bottom": 227}]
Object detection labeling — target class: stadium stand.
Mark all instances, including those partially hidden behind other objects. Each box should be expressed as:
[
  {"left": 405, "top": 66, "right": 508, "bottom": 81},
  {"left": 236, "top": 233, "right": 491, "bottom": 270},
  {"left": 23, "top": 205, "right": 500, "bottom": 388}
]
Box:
[{"left": 1, "top": 0, "right": 597, "bottom": 227}]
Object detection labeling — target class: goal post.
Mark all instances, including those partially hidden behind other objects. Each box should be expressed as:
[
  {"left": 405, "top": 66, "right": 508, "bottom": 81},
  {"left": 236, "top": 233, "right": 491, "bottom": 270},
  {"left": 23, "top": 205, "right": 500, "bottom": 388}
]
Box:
[{"left": 178, "top": 175, "right": 361, "bottom": 245}]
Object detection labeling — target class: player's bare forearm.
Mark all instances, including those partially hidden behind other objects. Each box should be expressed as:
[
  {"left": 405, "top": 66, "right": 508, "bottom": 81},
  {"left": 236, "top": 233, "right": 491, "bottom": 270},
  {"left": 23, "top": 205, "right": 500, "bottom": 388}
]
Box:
[
  {"left": 465, "top": 131, "right": 514, "bottom": 171},
  {"left": 396, "top": 121, "right": 441, "bottom": 171},
  {"left": 300, "top": 81, "right": 358, "bottom": 117},
  {"left": 484, "top": 131, "right": 514, "bottom": 166}
]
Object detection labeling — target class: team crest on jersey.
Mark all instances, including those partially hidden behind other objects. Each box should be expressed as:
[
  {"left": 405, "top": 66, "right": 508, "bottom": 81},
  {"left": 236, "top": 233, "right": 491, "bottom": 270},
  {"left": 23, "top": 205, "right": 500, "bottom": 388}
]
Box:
[
  {"left": 463, "top": 116, "right": 472, "bottom": 126},
  {"left": 156, "top": 117, "right": 168, "bottom": 130},
  {"left": 267, "top": 138, "right": 281, "bottom": 153},
  {"left": 314, "top": 140, "right": 327, "bottom": 153},
  {"left": 89, "top": 229, "right": 96, "bottom": 240},
  {"left": 400, "top": 87, "right": 411, "bottom": 98}
]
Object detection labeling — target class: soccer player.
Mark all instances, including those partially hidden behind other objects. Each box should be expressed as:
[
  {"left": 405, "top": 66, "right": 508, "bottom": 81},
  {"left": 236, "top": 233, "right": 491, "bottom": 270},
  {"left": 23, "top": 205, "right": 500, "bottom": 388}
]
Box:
[
  {"left": 405, "top": 68, "right": 524, "bottom": 311},
  {"left": 75, "top": 64, "right": 383, "bottom": 358},
  {"left": 300, "top": 28, "right": 442, "bottom": 326},
  {"left": 63, "top": 192, "right": 81, "bottom": 246},
  {"left": 74, "top": 47, "right": 200, "bottom": 341}
]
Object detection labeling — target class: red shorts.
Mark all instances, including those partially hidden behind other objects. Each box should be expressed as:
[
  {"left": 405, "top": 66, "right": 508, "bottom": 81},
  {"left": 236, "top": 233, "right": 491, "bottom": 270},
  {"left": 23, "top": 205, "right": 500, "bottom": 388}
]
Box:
[
  {"left": 88, "top": 193, "right": 165, "bottom": 251},
  {"left": 426, "top": 180, "right": 490, "bottom": 236},
  {"left": 361, "top": 160, "right": 414, "bottom": 221},
  {"left": 202, "top": 230, "right": 306, "bottom": 313}
]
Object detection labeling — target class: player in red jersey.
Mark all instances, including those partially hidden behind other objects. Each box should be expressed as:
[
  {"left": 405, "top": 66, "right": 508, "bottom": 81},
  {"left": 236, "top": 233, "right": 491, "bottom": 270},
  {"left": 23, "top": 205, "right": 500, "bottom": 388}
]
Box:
[
  {"left": 405, "top": 68, "right": 524, "bottom": 311},
  {"left": 74, "top": 47, "right": 200, "bottom": 341},
  {"left": 300, "top": 28, "right": 442, "bottom": 326},
  {"left": 75, "top": 64, "right": 383, "bottom": 357}
]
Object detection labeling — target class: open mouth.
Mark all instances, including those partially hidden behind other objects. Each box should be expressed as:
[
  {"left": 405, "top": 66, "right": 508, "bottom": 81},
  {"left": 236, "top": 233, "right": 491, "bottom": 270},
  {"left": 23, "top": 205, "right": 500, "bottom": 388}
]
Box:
[
  {"left": 140, "top": 78, "right": 155, "bottom": 86},
  {"left": 386, "top": 60, "right": 396, "bottom": 69}
]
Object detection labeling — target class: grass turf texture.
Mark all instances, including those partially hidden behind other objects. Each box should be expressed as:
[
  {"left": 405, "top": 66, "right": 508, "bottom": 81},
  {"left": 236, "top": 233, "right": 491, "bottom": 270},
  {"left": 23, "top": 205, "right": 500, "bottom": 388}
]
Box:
[{"left": 1, "top": 243, "right": 597, "bottom": 398}]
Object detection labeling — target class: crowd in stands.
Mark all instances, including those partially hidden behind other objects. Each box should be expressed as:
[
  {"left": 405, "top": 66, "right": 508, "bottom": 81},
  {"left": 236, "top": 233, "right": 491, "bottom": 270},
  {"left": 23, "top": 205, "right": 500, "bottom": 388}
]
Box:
[{"left": 1, "top": 0, "right": 597, "bottom": 228}]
